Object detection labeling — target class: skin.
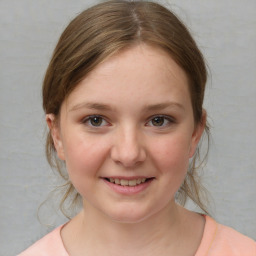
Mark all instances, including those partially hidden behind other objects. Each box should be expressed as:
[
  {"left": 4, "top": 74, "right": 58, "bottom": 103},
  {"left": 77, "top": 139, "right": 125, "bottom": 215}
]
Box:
[{"left": 47, "top": 44, "right": 206, "bottom": 256}]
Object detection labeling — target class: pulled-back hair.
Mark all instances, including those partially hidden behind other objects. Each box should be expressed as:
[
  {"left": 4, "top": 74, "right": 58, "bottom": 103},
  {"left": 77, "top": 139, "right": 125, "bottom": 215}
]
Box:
[{"left": 43, "top": 0, "right": 209, "bottom": 216}]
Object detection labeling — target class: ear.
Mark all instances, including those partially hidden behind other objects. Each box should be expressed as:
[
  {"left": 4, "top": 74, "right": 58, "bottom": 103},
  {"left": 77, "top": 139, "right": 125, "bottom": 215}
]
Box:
[
  {"left": 46, "top": 114, "right": 65, "bottom": 160},
  {"left": 189, "top": 110, "right": 207, "bottom": 158}
]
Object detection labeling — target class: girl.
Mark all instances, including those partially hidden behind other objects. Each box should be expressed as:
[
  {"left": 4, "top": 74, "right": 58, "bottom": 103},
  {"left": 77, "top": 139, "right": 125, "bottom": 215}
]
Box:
[{"left": 19, "top": 1, "right": 256, "bottom": 255}]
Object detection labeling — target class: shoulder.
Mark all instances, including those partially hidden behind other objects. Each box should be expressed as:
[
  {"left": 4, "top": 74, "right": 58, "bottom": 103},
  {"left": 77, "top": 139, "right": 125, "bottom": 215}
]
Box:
[
  {"left": 212, "top": 222, "right": 256, "bottom": 255},
  {"left": 17, "top": 225, "right": 68, "bottom": 256},
  {"left": 200, "top": 216, "right": 256, "bottom": 256}
]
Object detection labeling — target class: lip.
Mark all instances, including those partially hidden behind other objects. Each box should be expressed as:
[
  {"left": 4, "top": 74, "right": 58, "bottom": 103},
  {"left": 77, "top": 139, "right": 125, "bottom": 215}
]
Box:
[
  {"left": 103, "top": 176, "right": 150, "bottom": 180},
  {"left": 102, "top": 176, "right": 155, "bottom": 195}
]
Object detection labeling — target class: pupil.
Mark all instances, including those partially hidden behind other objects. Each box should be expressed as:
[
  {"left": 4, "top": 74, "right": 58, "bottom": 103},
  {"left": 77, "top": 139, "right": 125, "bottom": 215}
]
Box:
[
  {"left": 91, "top": 117, "right": 102, "bottom": 126},
  {"left": 152, "top": 117, "right": 164, "bottom": 126}
]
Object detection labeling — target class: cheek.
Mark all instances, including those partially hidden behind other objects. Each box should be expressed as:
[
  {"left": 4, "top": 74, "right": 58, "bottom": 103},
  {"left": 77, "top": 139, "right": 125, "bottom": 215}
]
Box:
[
  {"left": 149, "top": 134, "right": 191, "bottom": 174},
  {"left": 62, "top": 136, "right": 110, "bottom": 182},
  {"left": 149, "top": 135, "right": 192, "bottom": 199}
]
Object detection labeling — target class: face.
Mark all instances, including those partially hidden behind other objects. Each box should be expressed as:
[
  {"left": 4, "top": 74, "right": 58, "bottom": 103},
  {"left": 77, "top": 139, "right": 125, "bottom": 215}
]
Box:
[{"left": 47, "top": 44, "right": 205, "bottom": 223}]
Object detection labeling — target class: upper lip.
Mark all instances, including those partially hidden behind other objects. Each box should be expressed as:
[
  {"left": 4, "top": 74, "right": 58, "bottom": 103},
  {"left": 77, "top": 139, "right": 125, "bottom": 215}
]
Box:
[{"left": 102, "top": 176, "right": 154, "bottom": 180}]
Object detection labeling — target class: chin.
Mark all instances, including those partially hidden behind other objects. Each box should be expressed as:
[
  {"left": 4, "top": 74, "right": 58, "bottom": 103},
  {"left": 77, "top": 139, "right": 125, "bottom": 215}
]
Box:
[{"left": 104, "top": 204, "right": 159, "bottom": 224}]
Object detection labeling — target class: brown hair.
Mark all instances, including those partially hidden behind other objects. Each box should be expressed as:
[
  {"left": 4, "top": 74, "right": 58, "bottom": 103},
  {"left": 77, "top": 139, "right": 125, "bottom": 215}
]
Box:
[{"left": 43, "top": 0, "right": 209, "bottom": 216}]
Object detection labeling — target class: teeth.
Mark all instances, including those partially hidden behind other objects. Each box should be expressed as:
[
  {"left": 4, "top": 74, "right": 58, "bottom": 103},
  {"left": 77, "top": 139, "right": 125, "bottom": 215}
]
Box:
[
  {"left": 108, "top": 178, "right": 148, "bottom": 186},
  {"left": 120, "top": 179, "right": 129, "bottom": 186},
  {"left": 115, "top": 178, "right": 120, "bottom": 184},
  {"left": 128, "top": 180, "right": 137, "bottom": 186}
]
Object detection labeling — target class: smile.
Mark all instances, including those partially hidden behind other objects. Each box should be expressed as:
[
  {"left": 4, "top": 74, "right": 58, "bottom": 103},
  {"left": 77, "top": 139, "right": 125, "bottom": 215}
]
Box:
[
  {"left": 102, "top": 177, "right": 155, "bottom": 195},
  {"left": 106, "top": 177, "right": 150, "bottom": 186}
]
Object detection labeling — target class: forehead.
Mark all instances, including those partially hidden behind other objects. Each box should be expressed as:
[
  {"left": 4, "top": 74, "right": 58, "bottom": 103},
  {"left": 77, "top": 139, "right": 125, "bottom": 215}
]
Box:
[
  {"left": 65, "top": 44, "right": 190, "bottom": 110},
  {"left": 87, "top": 44, "right": 188, "bottom": 85}
]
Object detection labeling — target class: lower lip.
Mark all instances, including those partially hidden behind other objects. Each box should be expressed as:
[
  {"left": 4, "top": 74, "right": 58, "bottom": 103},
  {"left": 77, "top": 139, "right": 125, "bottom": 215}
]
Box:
[{"left": 103, "top": 179, "right": 154, "bottom": 195}]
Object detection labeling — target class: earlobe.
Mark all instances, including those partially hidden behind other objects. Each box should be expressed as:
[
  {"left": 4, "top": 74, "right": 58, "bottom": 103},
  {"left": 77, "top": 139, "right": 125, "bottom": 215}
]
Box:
[
  {"left": 46, "top": 114, "right": 65, "bottom": 160},
  {"left": 189, "top": 110, "right": 207, "bottom": 158}
]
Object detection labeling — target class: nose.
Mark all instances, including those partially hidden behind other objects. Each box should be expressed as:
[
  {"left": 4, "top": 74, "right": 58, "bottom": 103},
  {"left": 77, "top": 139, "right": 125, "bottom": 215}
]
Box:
[{"left": 110, "top": 126, "right": 146, "bottom": 168}]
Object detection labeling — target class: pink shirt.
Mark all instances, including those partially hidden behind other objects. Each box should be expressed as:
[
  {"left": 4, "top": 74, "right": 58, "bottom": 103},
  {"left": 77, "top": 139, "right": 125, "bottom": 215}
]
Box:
[{"left": 18, "top": 216, "right": 256, "bottom": 256}]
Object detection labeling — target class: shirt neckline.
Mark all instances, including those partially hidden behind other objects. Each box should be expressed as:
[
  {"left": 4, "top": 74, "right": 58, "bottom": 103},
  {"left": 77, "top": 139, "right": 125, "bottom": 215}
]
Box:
[{"left": 58, "top": 215, "right": 218, "bottom": 256}]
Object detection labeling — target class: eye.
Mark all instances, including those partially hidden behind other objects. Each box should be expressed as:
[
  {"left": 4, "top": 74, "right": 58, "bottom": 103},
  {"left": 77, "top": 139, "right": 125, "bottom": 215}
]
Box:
[
  {"left": 82, "top": 115, "right": 109, "bottom": 127},
  {"left": 146, "top": 115, "right": 174, "bottom": 127}
]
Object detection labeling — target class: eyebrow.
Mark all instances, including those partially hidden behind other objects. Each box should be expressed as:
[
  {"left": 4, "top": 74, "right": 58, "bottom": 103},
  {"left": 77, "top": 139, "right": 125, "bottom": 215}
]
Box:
[
  {"left": 143, "top": 102, "right": 185, "bottom": 112},
  {"left": 69, "top": 101, "right": 184, "bottom": 112},
  {"left": 69, "top": 102, "right": 113, "bottom": 112}
]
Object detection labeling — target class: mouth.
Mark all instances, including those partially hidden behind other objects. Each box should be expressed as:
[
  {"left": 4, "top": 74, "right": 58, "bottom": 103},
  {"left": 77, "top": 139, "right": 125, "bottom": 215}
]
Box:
[{"left": 103, "top": 177, "right": 155, "bottom": 187}]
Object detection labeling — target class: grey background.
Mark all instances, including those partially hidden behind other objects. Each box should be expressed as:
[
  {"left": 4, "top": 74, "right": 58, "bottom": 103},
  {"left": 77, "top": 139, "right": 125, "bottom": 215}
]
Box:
[{"left": 0, "top": 0, "right": 255, "bottom": 255}]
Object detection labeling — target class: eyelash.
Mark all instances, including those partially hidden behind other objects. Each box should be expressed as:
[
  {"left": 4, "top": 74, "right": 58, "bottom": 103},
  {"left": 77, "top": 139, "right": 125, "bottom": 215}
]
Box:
[
  {"left": 146, "top": 115, "right": 175, "bottom": 128},
  {"left": 81, "top": 115, "right": 175, "bottom": 128},
  {"left": 81, "top": 115, "right": 109, "bottom": 127}
]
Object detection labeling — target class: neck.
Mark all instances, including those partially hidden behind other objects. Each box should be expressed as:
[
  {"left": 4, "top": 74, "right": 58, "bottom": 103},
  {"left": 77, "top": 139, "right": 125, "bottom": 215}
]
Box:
[
  {"left": 61, "top": 201, "right": 204, "bottom": 256},
  {"left": 83, "top": 200, "right": 180, "bottom": 248}
]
